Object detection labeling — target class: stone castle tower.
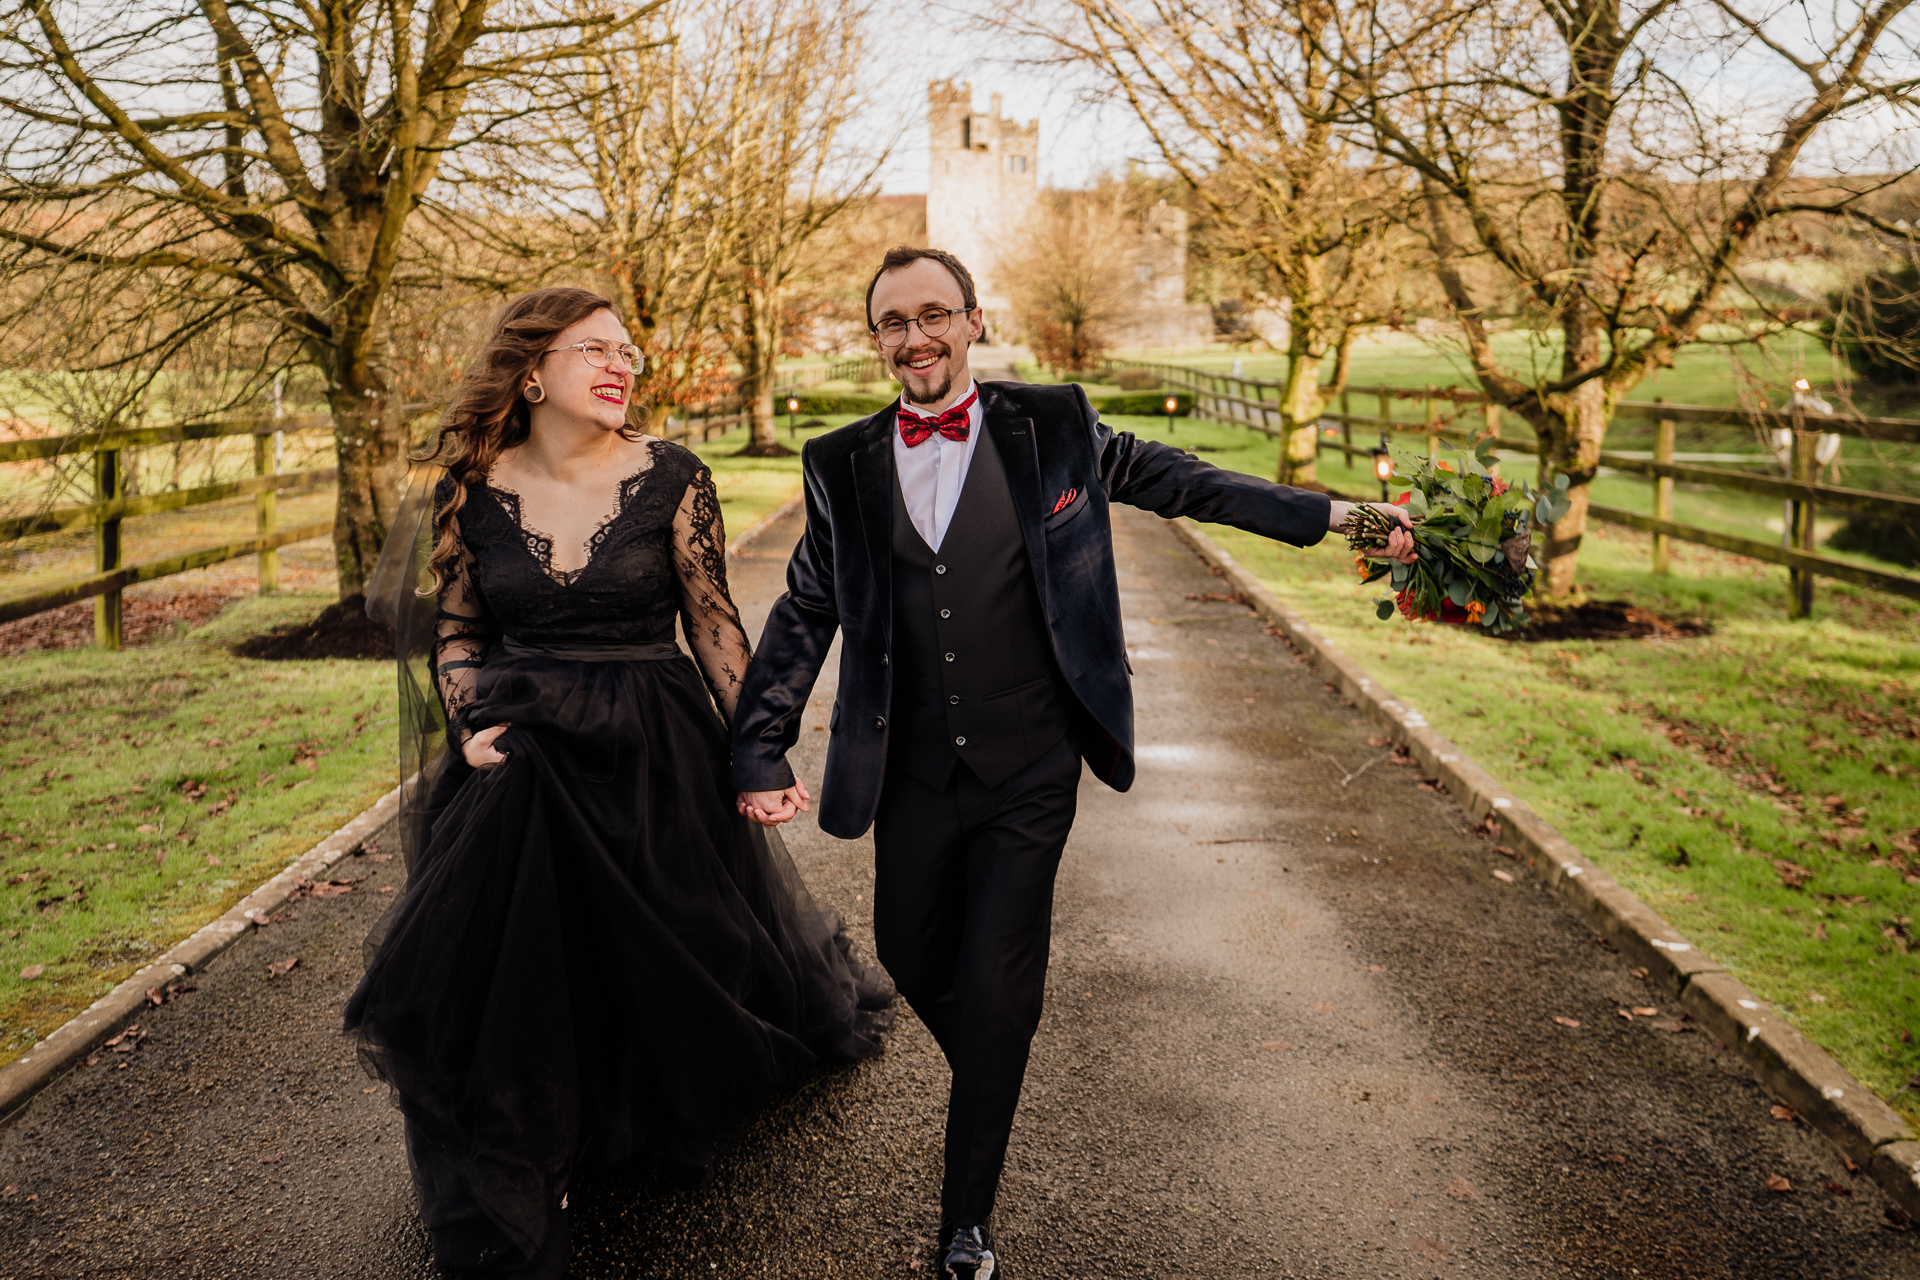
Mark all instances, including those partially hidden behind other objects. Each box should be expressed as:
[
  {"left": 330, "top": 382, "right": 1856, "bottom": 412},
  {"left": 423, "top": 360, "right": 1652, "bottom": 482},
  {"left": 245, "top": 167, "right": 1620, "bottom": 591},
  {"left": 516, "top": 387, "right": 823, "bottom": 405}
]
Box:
[{"left": 924, "top": 81, "right": 1039, "bottom": 333}]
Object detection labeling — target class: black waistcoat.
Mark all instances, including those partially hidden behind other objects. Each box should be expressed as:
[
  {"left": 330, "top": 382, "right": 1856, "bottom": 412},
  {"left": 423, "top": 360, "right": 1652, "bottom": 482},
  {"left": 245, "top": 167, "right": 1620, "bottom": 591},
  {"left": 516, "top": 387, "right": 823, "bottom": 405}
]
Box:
[{"left": 889, "top": 424, "right": 1070, "bottom": 791}]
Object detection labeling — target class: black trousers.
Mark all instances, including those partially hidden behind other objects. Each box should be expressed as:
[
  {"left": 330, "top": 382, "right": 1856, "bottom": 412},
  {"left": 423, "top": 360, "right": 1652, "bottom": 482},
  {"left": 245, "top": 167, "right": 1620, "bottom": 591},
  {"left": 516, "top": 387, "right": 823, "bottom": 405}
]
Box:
[{"left": 871, "top": 735, "right": 1082, "bottom": 1227}]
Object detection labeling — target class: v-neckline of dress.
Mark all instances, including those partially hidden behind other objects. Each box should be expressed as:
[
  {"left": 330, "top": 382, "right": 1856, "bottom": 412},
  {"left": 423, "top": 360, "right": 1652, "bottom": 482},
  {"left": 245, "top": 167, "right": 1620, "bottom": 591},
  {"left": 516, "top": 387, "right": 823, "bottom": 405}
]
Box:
[{"left": 486, "top": 444, "right": 660, "bottom": 588}]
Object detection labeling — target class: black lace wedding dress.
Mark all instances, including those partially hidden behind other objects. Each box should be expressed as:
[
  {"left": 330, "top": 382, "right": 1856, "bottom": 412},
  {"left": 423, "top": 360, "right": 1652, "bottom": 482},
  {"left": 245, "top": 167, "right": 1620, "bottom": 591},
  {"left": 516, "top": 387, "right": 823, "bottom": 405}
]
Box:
[{"left": 347, "top": 439, "right": 893, "bottom": 1277}]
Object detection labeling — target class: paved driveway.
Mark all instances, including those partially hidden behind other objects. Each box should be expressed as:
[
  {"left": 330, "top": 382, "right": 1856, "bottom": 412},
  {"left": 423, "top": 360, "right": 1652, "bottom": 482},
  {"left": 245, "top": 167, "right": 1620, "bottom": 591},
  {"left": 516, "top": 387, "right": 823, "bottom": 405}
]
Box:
[{"left": 0, "top": 502, "right": 1910, "bottom": 1278}]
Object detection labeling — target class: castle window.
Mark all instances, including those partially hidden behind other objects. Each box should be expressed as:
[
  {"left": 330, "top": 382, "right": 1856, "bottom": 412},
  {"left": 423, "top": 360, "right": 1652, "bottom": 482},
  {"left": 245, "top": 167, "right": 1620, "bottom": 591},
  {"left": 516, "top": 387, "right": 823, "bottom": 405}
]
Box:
[
  {"left": 1004, "top": 156, "right": 1027, "bottom": 174},
  {"left": 961, "top": 118, "right": 971, "bottom": 150},
  {"left": 1135, "top": 263, "right": 1155, "bottom": 283}
]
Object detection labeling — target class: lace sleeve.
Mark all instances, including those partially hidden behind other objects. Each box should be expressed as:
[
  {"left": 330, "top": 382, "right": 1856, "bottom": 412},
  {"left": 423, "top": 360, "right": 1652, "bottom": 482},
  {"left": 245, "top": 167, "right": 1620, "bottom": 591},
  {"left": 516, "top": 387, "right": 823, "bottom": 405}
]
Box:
[
  {"left": 433, "top": 503, "right": 498, "bottom": 746},
  {"left": 671, "top": 466, "right": 753, "bottom": 725}
]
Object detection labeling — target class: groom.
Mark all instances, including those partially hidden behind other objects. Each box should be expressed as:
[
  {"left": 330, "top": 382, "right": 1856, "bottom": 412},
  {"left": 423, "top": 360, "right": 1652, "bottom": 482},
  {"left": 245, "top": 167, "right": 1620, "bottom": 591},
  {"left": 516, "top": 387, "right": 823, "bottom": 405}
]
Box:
[{"left": 732, "top": 246, "right": 1410, "bottom": 1277}]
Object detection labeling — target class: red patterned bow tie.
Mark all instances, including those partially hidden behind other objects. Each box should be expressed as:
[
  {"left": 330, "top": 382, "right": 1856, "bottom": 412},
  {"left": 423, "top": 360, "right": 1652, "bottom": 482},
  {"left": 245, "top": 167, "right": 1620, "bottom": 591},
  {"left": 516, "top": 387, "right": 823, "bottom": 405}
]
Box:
[{"left": 897, "top": 388, "right": 978, "bottom": 447}]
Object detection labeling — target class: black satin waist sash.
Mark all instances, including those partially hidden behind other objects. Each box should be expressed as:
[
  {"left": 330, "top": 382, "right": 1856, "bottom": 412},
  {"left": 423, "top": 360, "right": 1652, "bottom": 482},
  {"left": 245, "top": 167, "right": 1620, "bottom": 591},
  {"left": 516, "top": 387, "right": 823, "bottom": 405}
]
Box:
[{"left": 499, "top": 636, "right": 683, "bottom": 663}]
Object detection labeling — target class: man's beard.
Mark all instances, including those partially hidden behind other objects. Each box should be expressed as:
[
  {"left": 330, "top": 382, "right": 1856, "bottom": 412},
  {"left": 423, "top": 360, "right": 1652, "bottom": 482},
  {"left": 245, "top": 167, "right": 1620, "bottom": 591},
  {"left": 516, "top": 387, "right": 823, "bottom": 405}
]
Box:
[{"left": 896, "top": 345, "right": 954, "bottom": 407}]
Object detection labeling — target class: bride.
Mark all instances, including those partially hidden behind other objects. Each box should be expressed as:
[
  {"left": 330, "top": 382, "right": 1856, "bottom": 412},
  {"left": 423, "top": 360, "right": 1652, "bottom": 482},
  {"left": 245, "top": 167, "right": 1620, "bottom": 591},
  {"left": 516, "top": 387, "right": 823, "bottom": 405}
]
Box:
[{"left": 348, "top": 286, "right": 893, "bottom": 1278}]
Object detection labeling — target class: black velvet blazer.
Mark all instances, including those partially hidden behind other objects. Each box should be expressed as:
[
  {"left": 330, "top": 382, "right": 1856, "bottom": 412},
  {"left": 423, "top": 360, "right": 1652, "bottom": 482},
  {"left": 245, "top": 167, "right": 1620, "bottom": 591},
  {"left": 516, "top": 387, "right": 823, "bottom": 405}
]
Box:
[{"left": 730, "top": 380, "right": 1332, "bottom": 839}]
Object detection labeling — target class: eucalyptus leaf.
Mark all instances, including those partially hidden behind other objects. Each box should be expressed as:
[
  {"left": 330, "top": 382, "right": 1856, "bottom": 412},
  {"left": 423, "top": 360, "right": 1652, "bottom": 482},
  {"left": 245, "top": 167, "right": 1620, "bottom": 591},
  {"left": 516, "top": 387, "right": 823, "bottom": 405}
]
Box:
[
  {"left": 1390, "top": 560, "right": 1411, "bottom": 590},
  {"left": 1447, "top": 577, "right": 1472, "bottom": 606},
  {"left": 1554, "top": 473, "right": 1570, "bottom": 491},
  {"left": 1376, "top": 598, "right": 1396, "bottom": 621}
]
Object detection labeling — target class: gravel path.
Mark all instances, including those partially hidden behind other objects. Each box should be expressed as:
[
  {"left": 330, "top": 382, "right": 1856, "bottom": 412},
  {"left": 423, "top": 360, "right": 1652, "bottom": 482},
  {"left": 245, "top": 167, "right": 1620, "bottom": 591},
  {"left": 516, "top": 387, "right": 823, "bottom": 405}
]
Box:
[{"left": 0, "top": 501, "right": 1912, "bottom": 1279}]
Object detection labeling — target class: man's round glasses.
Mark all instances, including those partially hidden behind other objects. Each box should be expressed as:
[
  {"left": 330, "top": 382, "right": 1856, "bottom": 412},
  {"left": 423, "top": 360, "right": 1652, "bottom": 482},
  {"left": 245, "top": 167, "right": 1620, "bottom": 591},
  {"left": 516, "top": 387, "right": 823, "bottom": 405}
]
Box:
[
  {"left": 871, "top": 308, "right": 969, "bottom": 348},
  {"left": 547, "top": 340, "right": 643, "bottom": 371}
]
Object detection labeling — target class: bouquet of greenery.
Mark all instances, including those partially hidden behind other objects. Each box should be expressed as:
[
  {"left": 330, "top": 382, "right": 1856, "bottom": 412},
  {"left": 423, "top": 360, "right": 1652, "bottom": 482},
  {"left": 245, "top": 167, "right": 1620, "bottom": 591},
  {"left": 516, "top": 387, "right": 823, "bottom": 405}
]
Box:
[{"left": 1343, "top": 440, "right": 1572, "bottom": 634}]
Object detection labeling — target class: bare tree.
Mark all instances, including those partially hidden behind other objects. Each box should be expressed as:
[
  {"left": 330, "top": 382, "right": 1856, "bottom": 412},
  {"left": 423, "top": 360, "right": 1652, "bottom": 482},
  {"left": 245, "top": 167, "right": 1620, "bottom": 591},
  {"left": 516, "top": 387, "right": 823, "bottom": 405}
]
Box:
[
  {"left": 0, "top": 0, "right": 658, "bottom": 595},
  {"left": 995, "top": 0, "right": 1417, "bottom": 486},
  {"left": 1333, "top": 0, "right": 1920, "bottom": 594},
  {"left": 716, "top": 0, "right": 887, "bottom": 455},
  {"left": 999, "top": 182, "right": 1144, "bottom": 372}
]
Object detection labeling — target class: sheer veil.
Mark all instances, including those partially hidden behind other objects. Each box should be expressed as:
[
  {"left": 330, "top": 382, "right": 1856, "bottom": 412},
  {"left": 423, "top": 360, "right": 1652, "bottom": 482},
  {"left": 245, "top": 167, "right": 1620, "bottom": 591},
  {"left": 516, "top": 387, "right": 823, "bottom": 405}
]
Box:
[{"left": 364, "top": 462, "right": 450, "bottom": 881}]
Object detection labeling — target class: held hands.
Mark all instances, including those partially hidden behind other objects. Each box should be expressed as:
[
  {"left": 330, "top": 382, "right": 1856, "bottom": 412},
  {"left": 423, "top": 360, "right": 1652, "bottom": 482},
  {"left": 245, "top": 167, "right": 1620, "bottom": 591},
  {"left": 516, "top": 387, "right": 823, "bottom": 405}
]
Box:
[
  {"left": 462, "top": 723, "right": 511, "bottom": 770},
  {"left": 1329, "top": 500, "right": 1418, "bottom": 565},
  {"left": 738, "top": 778, "right": 812, "bottom": 827}
]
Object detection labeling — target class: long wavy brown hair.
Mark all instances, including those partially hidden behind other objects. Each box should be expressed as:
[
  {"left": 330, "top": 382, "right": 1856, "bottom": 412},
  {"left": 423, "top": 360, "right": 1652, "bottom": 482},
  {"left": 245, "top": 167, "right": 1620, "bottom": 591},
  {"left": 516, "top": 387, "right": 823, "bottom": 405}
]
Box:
[{"left": 417, "top": 287, "right": 643, "bottom": 593}]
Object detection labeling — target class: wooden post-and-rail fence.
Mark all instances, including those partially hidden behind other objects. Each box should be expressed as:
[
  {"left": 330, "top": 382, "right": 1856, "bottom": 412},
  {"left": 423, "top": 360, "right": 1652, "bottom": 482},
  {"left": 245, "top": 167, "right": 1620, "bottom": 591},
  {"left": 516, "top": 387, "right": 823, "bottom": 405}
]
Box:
[
  {"left": 0, "top": 356, "right": 885, "bottom": 645},
  {"left": 1108, "top": 358, "right": 1920, "bottom": 616},
  {"left": 0, "top": 414, "right": 340, "bottom": 646}
]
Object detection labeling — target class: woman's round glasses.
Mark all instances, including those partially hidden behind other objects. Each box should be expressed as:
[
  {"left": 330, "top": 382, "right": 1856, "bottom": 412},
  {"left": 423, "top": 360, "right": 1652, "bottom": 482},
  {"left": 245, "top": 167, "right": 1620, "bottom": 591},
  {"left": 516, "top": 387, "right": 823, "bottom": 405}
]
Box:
[
  {"left": 872, "top": 308, "right": 969, "bottom": 348},
  {"left": 547, "top": 340, "right": 643, "bottom": 371}
]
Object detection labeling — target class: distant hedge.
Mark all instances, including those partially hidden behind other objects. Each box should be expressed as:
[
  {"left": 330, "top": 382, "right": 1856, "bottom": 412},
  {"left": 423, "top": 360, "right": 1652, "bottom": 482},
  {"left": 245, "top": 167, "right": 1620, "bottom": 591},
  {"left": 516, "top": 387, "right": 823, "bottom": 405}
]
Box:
[
  {"left": 1089, "top": 391, "right": 1193, "bottom": 417},
  {"left": 788, "top": 391, "right": 896, "bottom": 415}
]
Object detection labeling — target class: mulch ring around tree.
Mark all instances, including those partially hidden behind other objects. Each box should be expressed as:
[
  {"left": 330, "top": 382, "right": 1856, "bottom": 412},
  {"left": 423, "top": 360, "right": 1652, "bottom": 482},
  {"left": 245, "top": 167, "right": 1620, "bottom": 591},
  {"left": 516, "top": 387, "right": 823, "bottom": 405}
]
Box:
[
  {"left": 0, "top": 588, "right": 249, "bottom": 658},
  {"left": 1506, "top": 599, "right": 1713, "bottom": 642},
  {"left": 233, "top": 593, "right": 394, "bottom": 660}
]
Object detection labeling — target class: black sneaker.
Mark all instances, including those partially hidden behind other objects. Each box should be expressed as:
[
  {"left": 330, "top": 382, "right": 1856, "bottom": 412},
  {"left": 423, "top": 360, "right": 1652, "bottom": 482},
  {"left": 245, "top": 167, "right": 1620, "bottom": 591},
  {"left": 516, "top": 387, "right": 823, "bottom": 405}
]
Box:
[{"left": 942, "top": 1224, "right": 997, "bottom": 1279}]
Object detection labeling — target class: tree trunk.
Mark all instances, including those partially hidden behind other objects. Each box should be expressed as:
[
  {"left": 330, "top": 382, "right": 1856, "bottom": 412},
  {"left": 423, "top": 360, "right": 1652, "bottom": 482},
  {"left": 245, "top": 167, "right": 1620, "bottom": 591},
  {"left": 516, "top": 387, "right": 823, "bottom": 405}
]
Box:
[
  {"left": 1276, "top": 343, "right": 1324, "bottom": 487},
  {"left": 328, "top": 352, "right": 405, "bottom": 598},
  {"left": 1535, "top": 319, "right": 1612, "bottom": 597},
  {"left": 734, "top": 278, "right": 793, "bottom": 457}
]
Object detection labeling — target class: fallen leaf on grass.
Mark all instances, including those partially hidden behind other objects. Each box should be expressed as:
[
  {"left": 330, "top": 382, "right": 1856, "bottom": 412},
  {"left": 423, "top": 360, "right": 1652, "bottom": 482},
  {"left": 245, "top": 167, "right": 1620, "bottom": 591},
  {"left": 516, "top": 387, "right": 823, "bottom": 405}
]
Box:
[
  {"left": 267, "top": 956, "right": 299, "bottom": 979},
  {"left": 135, "top": 824, "right": 157, "bottom": 834},
  {"left": 1261, "top": 1041, "right": 1293, "bottom": 1052},
  {"left": 1773, "top": 859, "right": 1812, "bottom": 890},
  {"left": 368, "top": 853, "right": 393, "bottom": 864},
  {"left": 103, "top": 1024, "right": 144, "bottom": 1053},
  {"left": 1629, "top": 967, "right": 1649, "bottom": 979},
  {"left": 1617, "top": 1008, "right": 1635, "bottom": 1021},
  {"left": 1885, "top": 1206, "right": 1915, "bottom": 1231},
  {"left": 1649, "top": 1020, "right": 1690, "bottom": 1033},
  {"left": 1827, "top": 1181, "right": 1853, "bottom": 1196},
  {"left": 378, "top": 886, "right": 395, "bottom": 894},
  {"left": 18, "top": 964, "right": 43, "bottom": 980},
  {"left": 1495, "top": 845, "right": 1518, "bottom": 859},
  {"left": 1408, "top": 1237, "right": 1449, "bottom": 1263},
  {"left": 1553, "top": 1016, "right": 1581, "bottom": 1029},
  {"left": 1445, "top": 1178, "right": 1477, "bottom": 1199},
  {"left": 1845, "top": 1157, "right": 1861, "bottom": 1173},
  {"left": 1766, "top": 1174, "right": 1793, "bottom": 1193},
  {"left": 1492, "top": 869, "right": 1514, "bottom": 883},
  {"left": 1771, "top": 1104, "right": 1796, "bottom": 1122},
  {"left": 1632, "top": 1006, "right": 1659, "bottom": 1016}
]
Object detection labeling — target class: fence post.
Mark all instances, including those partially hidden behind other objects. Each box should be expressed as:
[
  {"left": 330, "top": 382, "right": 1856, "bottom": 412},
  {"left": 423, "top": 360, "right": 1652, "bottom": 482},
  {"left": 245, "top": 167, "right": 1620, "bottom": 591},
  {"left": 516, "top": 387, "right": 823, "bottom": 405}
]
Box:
[
  {"left": 1652, "top": 402, "right": 1674, "bottom": 575},
  {"left": 1342, "top": 390, "right": 1353, "bottom": 470},
  {"left": 1789, "top": 428, "right": 1816, "bottom": 618},
  {"left": 255, "top": 428, "right": 280, "bottom": 594},
  {"left": 93, "top": 444, "right": 123, "bottom": 649}
]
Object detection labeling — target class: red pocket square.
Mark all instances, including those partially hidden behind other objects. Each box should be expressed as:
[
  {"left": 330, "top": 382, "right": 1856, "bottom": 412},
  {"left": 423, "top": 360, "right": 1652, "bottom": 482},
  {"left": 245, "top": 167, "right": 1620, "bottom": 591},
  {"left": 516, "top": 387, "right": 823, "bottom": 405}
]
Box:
[{"left": 1050, "top": 488, "right": 1078, "bottom": 516}]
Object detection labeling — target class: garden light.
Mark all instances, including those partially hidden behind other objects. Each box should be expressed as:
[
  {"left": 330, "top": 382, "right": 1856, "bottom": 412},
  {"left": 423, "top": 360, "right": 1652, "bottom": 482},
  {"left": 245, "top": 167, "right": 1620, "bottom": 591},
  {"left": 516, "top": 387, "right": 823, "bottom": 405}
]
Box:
[
  {"left": 1164, "top": 394, "right": 1178, "bottom": 439},
  {"left": 786, "top": 395, "right": 801, "bottom": 437},
  {"left": 1371, "top": 435, "right": 1392, "bottom": 501}
]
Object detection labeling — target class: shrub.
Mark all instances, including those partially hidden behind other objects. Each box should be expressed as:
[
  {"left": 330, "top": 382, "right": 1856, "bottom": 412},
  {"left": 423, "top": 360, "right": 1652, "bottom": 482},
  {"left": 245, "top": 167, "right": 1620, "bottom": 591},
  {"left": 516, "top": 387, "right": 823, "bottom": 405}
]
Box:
[
  {"left": 1114, "top": 368, "right": 1162, "bottom": 391},
  {"left": 1090, "top": 392, "right": 1192, "bottom": 417},
  {"left": 1827, "top": 514, "right": 1920, "bottom": 567}
]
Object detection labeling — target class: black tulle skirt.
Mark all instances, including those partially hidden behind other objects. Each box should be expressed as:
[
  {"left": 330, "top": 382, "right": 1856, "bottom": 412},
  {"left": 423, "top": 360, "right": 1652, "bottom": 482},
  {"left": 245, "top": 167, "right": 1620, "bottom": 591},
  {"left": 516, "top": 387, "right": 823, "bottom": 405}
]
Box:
[{"left": 344, "top": 650, "right": 894, "bottom": 1274}]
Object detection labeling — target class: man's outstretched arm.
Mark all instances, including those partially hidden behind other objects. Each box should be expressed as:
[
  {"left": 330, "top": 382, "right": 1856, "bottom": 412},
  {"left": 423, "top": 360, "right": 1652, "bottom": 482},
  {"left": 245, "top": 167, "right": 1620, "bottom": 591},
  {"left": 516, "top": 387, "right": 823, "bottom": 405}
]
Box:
[
  {"left": 732, "top": 455, "right": 841, "bottom": 825},
  {"left": 1086, "top": 385, "right": 1410, "bottom": 549}
]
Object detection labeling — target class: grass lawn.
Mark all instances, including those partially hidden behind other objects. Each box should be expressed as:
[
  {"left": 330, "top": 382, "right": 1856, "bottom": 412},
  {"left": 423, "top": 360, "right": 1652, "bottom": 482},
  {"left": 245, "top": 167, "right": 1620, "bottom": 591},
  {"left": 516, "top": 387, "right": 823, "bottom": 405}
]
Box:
[
  {"left": 0, "top": 419, "right": 839, "bottom": 1067},
  {"left": 1096, "top": 408, "right": 1920, "bottom": 1120}
]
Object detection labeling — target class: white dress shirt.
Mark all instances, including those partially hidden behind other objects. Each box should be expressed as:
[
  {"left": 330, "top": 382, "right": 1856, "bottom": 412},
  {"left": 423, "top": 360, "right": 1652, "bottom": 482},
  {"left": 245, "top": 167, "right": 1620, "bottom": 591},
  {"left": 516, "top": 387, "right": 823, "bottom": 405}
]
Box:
[{"left": 892, "top": 380, "right": 983, "bottom": 553}]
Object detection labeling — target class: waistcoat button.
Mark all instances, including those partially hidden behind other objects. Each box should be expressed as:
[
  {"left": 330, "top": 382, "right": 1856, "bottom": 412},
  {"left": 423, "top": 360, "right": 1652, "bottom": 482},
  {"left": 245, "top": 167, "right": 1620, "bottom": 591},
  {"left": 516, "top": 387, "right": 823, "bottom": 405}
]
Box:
[
  {"left": 949, "top": 695, "right": 960, "bottom": 705},
  {"left": 944, "top": 652, "right": 955, "bottom": 662},
  {"left": 954, "top": 736, "right": 967, "bottom": 747},
  {"left": 934, "top": 564, "right": 947, "bottom": 575},
  {"left": 940, "top": 608, "right": 951, "bottom": 619},
  {"left": 873, "top": 716, "right": 886, "bottom": 729},
  {"left": 882, "top": 654, "right": 889, "bottom": 665}
]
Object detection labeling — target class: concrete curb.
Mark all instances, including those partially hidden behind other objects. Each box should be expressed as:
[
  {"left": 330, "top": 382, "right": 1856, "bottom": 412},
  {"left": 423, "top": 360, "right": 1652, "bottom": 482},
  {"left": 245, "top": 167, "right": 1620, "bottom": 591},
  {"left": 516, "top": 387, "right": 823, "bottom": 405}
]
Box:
[
  {"left": 0, "top": 786, "right": 401, "bottom": 1125},
  {"left": 1166, "top": 516, "right": 1920, "bottom": 1220},
  {"left": 0, "top": 491, "right": 800, "bottom": 1125}
]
